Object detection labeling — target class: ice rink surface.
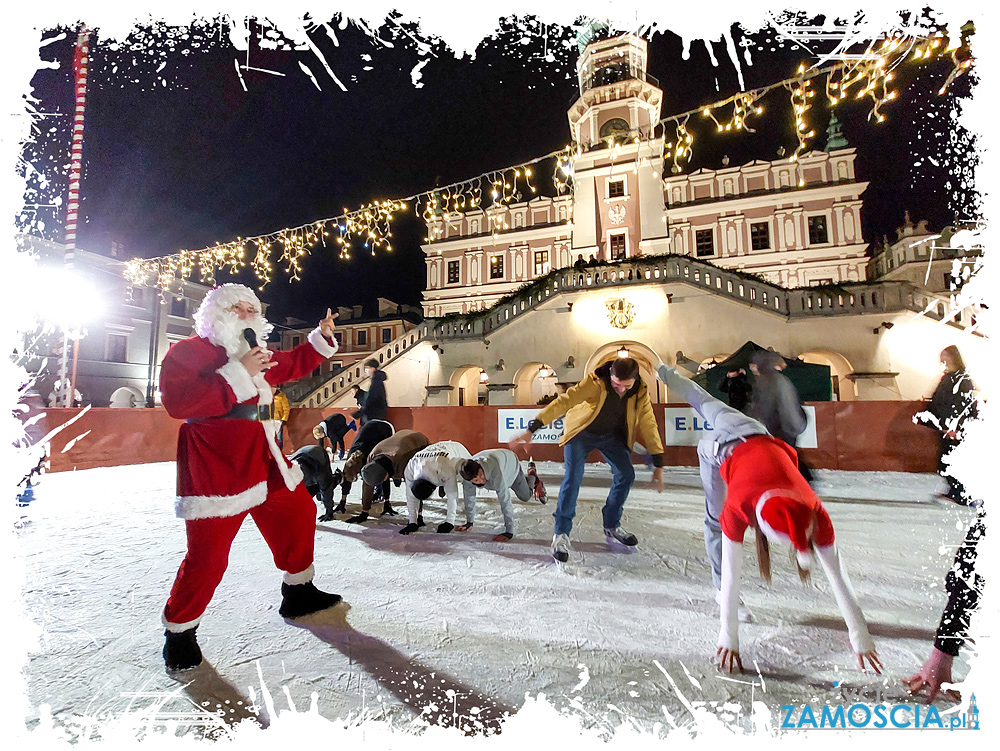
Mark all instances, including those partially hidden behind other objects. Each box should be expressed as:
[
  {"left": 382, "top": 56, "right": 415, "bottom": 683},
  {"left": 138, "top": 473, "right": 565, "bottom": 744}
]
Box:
[{"left": 16, "top": 460, "right": 977, "bottom": 738}]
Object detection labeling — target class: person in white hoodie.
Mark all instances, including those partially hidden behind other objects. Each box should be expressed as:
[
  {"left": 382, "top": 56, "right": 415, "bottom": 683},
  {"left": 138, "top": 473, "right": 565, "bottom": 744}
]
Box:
[
  {"left": 401, "top": 440, "right": 474, "bottom": 535},
  {"left": 456, "top": 448, "right": 534, "bottom": 541},
  {"left": 656, "top": 362, "right": 881, "bottom": 675}
]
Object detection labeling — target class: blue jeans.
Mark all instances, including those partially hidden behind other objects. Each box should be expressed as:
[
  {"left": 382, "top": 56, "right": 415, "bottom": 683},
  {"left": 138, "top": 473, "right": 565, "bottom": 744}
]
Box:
[{"left": 554, "top": 431, "right": 635, "bottom": 535}]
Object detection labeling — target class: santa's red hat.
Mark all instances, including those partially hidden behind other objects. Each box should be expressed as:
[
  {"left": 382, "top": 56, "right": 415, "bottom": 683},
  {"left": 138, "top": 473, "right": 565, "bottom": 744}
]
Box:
[{"left": 755, "top": 491, "right": 817, "bottom": 569}]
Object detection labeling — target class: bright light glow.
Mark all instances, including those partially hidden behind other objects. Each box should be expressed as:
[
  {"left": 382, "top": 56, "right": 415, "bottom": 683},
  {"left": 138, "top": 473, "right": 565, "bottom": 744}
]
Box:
[
  {"left": 38, "top": 268, "right": 104, "bottom": 333},
  {"left": 878, "top": 313, "right": 991, "bottom": 400}
]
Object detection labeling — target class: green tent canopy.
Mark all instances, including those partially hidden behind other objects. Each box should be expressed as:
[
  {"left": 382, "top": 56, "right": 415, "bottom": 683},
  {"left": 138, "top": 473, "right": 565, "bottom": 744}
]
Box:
[{"left": 691, "top": 341, "right": 832, "bottom": 402}]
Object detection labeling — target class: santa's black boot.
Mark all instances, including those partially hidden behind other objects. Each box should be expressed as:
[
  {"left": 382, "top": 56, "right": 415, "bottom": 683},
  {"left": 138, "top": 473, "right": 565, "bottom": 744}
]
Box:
[
  {"left": 279, "top": 581, "right": 342, "bottom": 618},
  {"left": 163, "top": 628, "right": 203, "bottom": 671}
]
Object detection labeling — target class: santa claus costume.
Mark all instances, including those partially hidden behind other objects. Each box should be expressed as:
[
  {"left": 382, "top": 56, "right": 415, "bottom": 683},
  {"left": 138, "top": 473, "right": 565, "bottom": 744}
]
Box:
[{"left": 159, "top": 284, "right": 341, "bottom": 671}]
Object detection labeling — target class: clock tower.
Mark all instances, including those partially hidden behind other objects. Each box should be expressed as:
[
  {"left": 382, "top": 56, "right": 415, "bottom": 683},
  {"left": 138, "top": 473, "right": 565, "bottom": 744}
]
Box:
[{"left": 567, "top": 33, "right": 668, "bottom": 261}]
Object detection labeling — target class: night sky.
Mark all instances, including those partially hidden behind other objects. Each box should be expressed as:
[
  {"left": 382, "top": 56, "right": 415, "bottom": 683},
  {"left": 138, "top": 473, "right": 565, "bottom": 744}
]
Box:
[{"left": 22, "top": 13, "right": 978, "bottom": 328}]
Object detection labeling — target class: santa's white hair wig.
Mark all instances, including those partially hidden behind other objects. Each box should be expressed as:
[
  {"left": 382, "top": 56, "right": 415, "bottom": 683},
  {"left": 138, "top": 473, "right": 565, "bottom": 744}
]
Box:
[{"left": 194, "top": 284, "right": 273, "bottom": 357}]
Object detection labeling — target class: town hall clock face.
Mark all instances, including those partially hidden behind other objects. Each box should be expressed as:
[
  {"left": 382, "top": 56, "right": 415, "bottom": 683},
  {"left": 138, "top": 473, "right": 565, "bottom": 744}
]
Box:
[{"left": 599, "top": 117, "right": 630, "bottom": 140}]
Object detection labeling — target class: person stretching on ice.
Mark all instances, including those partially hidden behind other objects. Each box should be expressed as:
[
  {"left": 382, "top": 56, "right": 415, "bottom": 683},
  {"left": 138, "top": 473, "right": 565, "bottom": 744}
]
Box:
[
  {"left": 509, "top": 356, "right": 664, "bottom": 563},
  {"left": 655, "top": 362, "right": 881, "bottom": 675},
  {"left": 456, "top": 448, "right": 535, "bottom": 541},
  {"left": 401, "top": 440, "right": 474, "bottom": 535},
  {"left": 159, "top": 284, "right": 343, "bottom": 672}
]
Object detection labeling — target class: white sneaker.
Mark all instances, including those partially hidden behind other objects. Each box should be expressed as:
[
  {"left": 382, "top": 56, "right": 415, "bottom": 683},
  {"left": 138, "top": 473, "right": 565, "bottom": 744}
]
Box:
[
  {"left": 715, "top": 589, "right": 754, "bottom": 623},
  {"left": 552, "top": 533, "right": 571, "bottom": 562}
]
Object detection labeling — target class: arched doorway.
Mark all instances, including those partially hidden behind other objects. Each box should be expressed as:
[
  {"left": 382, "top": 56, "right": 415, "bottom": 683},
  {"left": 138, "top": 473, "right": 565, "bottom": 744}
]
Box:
[
  {"left": 109, "top": 385, "right": 144, "bottom": 408},
  {"left": 585, "top": 341, "right": 666, "bottom": 403},
  {"left": 449, "top": 365, "right": 488, "bottom": 406},
  {"left": 797, "top": 349, "right": 855, "bottom": 401},
  {"left": 513, "top": 362, "right": 560, "bottom": 405}
]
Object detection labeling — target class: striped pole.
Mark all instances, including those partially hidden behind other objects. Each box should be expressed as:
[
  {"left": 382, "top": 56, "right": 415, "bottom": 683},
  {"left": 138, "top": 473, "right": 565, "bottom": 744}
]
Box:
[
  {"left": 64, "top": 26, "right": 91, "bottom": 261},
  {"left": 61, "top": 27, "right": 91, "bottom": 406}
]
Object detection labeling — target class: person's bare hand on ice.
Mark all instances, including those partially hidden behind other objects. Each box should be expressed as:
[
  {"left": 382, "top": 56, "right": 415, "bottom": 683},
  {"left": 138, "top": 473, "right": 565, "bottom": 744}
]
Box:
[
  {"left": 858, "top": 649, "right": 883, "bottom": 674},
  {"left": 717, "top": 646, "right": 743, "bottom": 673},
  {"left": 904, "top": 648, "right": 959, "bottom": 703},
  {"left": 651, "top": 467, "right": 663, "bottom": 493}
]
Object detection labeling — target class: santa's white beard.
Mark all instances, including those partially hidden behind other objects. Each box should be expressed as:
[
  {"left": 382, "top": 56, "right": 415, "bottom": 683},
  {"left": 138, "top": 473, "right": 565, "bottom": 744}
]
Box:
[{"left": 207, "top": 312, "right": 271, "bottom": 359}]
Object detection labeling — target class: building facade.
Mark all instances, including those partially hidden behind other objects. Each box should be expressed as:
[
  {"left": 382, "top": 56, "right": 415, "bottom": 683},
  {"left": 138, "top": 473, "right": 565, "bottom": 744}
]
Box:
[
  {"left": 289, "top": 33, "right": 984, "bottom": 413},
  {"left": 22, "top": 235, "right": 211, "bottom": 408},
  {"left": 422, "top": 34, "right": 870, "bottom": 316}
]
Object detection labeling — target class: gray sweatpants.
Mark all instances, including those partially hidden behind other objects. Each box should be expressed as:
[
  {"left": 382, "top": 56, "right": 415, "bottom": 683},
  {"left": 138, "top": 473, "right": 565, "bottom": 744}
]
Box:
[{"left": 656, "top": 365, "right": 768, "bottom": 589}]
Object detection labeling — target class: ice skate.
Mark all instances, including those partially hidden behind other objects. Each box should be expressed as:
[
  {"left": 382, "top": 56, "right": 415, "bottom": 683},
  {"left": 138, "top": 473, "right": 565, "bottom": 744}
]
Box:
[
  {"left": 279, "top": 581, "right": 341, "bottom": 618},
  {"left": 163, "top": 628, "right": 203, "bottom": 671},
  {"left": 552, "top": 533, "right": 571, "bottom": 562},
  {"left": 604, "top": 526, "right": 638, "bottom": 547}
]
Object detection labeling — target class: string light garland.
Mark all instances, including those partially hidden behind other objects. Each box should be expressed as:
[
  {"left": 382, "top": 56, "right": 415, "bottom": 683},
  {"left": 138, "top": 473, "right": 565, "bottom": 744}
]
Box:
[{"left": 123, "top": 26, "right": 972, "bottom": 295}]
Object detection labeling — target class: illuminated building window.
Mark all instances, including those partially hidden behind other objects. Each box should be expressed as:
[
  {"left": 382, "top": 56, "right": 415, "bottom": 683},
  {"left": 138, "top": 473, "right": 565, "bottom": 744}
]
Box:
[
  {"left": 490, "top": 255, "right": 504, "bottom": 280},
  {"left": 447, "top": 260, "right": 460, "bottom": 284},
  {"left": 610, "top": 233, "right": 626, "bottom": 260},
  {"left": 534, "top": 251, "right": 550, "bottom": 276}
]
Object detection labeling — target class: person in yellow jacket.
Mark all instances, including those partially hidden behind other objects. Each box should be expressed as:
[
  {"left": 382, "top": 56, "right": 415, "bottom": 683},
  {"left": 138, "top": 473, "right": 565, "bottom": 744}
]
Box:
[
  {"left": 272, "top": 386, "right": 291, "bottom": 450},
  {"left": 510, "top": 357, "right": 664, "bottom": 562}
]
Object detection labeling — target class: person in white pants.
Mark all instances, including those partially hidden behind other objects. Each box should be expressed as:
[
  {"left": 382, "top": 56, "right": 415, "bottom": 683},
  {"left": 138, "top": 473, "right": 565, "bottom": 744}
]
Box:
[{"left": 401, "top": 440, "right": 474, "bottom": 534}]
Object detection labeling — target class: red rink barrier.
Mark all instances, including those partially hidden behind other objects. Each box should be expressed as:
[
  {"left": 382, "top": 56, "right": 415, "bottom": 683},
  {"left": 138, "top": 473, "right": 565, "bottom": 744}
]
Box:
[{"left": 38, "top": 402, "right": 939, "bottom": 474}]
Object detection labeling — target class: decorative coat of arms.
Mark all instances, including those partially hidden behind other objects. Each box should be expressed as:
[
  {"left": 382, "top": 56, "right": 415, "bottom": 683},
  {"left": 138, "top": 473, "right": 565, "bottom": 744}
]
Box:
[
  {"left": 605, "top": 298, "right": 636, "bottom": 329},
  {"left": 608, "top": 205, "right": 627, "bottom": 225}
]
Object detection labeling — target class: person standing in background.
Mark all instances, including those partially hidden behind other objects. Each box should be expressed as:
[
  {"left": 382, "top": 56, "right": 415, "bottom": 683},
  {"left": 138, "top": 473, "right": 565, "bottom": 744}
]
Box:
[
  {"left": 272, "top": 387, "right": 290, "bottom": 450},
  {"left": 353, "top": 360, "right": 387, "bottom": 425},
  {"left": 915, "top": 345, "right": 978, "bottom": 506}
]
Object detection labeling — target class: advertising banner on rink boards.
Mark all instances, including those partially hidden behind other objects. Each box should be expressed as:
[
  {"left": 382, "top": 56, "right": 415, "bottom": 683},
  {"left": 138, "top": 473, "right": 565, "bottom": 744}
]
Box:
[
  {"left": 663, "top": 406, "right": 818, "bottom": 448},
  {"left": 497, "top": 409, "right": 564, "bottom": 444},
  {"left": 499, "top": 407, "right": 818, "bottom": 448}
]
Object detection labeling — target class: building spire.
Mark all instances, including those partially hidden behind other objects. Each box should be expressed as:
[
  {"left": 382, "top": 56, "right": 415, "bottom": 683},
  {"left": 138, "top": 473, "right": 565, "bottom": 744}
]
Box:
[{"left": 825, "top": 111, "right": 849, "bottom": 151}]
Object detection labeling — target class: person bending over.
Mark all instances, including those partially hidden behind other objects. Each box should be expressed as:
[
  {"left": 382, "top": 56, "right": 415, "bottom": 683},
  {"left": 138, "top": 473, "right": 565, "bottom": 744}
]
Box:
[
  {"left": 656, "top": 363, "right": 880, "bottom": 675},
  {"left": 402, "top": 440, "right": 474, "bottom": 535},
  {"left": 456, "top": 448, "right": 533, "bottom": 541}
]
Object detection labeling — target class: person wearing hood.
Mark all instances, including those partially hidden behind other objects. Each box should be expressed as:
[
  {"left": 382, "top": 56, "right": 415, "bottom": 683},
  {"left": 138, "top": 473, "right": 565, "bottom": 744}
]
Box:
[
  {"left": 401, "top": 440, "right": 475, "bottom": 535},
  {"left": 509, "top": 357, "right": 664, "bottom": 563},
  {"left": 352, "top": 359, "right": 387, "bottom": 425},
  {"left": 656, "top": 363, "right": 880, "bottom": 676},
  {"left": 746, "top": 350, "right": 811, "bottom": 482},
  {"left": 352, "top": 429, "right": 431, "bottom": 524}
]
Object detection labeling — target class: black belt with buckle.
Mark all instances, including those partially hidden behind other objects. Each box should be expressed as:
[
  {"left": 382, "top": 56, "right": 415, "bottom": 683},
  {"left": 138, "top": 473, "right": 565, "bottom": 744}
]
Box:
[{"left": 187, "top": 403, "right": 274, "bottom": 423}]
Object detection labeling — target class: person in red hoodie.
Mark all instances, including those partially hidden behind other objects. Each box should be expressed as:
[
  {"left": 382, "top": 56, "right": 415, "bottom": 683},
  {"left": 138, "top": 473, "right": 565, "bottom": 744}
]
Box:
[
  {"left": 159, "top": 284, "right": 343, "bottom": 672},
  {"left": 656, "top": 362, "right": 881, "bottom": 675}
]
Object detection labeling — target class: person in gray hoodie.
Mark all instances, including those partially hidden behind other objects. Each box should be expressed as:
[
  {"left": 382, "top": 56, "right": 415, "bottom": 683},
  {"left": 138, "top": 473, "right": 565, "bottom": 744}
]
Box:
[{"left": 456, "top": 448, "right": 535, "bottom": 541}]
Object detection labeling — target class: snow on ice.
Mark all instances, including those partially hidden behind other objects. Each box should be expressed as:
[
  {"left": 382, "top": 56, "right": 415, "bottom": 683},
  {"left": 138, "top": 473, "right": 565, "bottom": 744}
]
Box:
[{"left": 15, "top": 460, "right": 977, "bottom": 742}]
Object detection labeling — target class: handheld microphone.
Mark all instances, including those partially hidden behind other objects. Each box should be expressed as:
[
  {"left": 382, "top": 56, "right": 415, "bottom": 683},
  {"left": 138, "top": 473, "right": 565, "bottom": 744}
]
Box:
[{"left": 243, "top": 328, "right": 258, "bottom": 348}]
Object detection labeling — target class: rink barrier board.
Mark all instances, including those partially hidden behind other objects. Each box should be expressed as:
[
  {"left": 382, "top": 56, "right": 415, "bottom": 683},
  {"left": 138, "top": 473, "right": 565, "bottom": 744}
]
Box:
[{"left": 39, "top": 402, "right": 939, "bottom": 474}]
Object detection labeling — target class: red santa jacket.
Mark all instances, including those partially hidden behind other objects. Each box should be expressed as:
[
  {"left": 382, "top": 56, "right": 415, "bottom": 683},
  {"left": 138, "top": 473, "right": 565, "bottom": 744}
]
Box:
[
  {"left": 719, "top": 434, "right": 834, "bottom": 546},
  {"left": 160, "top": 327, "right": 337, "bottom": 520}
]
